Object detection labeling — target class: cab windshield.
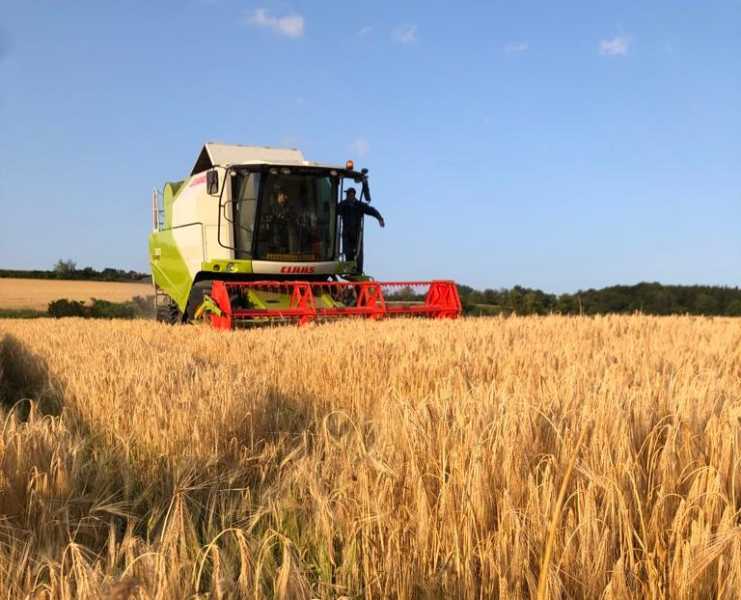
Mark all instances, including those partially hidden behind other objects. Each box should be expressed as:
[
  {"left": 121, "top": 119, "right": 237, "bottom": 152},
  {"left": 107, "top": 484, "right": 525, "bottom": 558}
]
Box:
[{"left": 231, "top": 170, "right": 338, "bottom": 261}]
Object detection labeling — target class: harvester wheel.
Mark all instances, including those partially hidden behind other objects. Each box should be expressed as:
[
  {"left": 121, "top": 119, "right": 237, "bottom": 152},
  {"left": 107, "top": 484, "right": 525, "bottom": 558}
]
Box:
[
  {"left": 155, "top": 299, "right": 181, "bottom": 324},
  {"left": 185, "top": 281, "right": 215, "bottom": 324}
]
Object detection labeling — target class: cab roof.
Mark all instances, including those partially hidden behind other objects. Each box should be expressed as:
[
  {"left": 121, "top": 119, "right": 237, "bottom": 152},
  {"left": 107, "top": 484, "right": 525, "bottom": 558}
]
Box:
[{"left": 191, "top": 143, "right": 308, "bottom": 175}]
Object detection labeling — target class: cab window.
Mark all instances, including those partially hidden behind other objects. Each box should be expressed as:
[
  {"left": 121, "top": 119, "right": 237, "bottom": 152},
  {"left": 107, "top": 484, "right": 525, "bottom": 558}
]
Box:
[{"left": 256, "top": 174, "right": 337, "bottom": 261}]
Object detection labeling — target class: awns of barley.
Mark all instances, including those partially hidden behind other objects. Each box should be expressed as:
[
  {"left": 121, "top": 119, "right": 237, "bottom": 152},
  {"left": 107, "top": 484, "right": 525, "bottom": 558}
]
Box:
[{"left": 0, "top": 315, "right": 739, "bottom": 598}]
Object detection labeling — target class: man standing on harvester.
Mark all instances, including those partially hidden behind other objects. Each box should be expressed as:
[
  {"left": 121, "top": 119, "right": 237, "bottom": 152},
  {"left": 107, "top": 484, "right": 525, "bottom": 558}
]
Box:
[{"left": 337, "top": 187, "right": 385, "bottom": 273}]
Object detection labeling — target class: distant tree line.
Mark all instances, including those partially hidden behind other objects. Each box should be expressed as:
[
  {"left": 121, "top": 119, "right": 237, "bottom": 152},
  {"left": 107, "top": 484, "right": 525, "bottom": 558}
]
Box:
[
  {"left": 454, "top": 282, "right": 741, "bottom": 317},
  {"left": 0, "top": 259, "right": 148, "bottom": 282}
]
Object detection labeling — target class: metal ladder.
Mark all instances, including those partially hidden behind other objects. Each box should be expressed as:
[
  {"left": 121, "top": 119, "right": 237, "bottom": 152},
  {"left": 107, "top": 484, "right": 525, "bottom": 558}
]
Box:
[
  {"left": 151, "top": 188, "right": 168, "bottom": 316},
  {"left": 152, "top": 188, "right": 164, "bottom": 232}
]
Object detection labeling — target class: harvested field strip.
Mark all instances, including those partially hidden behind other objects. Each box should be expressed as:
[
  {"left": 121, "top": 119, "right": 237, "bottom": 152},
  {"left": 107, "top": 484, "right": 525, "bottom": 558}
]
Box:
[
  {"left": 0, "top": 316, "right": 740, "bottom": 599},
  {"left": 0, "top": 278, "right": 152, "bottom": 309}
]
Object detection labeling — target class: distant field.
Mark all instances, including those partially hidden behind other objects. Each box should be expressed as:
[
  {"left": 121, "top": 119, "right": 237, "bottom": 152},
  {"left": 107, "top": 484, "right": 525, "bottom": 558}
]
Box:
[{"left": 0, "top": 278, "right": 152, "bottom": 309}]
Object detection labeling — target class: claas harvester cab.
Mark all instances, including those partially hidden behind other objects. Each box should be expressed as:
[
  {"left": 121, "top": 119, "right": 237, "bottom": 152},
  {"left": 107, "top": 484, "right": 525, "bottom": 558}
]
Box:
[{"left": 149, "top": 143, "right": 461, "bottom": 327}]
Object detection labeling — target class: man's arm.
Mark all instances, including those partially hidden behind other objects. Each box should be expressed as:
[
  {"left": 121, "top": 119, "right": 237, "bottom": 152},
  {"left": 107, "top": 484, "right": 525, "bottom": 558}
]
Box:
[{"left": 361, "top": 204, "right": 385, "bottom": 227}]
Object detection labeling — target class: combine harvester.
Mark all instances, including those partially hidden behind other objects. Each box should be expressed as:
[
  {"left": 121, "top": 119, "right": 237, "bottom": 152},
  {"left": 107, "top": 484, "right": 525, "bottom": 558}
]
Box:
[{"left": 149, "top": 143, "right": 461, "bottom": 328}]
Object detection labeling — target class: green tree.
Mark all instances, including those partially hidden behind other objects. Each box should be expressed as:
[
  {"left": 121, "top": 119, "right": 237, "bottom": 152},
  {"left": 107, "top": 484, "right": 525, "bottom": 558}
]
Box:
[
  {"left": 509, "top": 286, "right": 525, "bottom": 315},
  {"left": 694, "top": 293, "right": 719, "bottom": 315},
  {"left": 555, "top": 294, "right": 578, "bottom": 315},
  {"left": 53, "top": 259, "right": 77, "bottom": 278},
  {"left": 726, "top": 300, "right": 741, "bottom": 317}
]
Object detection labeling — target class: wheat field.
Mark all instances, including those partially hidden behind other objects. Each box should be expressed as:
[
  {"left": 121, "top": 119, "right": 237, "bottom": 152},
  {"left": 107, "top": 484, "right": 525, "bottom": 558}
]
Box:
[
  {"left": 0, "top": 315, "right": 740, "bottom": 599},
  {"left": 0, "top": 278, "right": 153, "bottom": 309}
]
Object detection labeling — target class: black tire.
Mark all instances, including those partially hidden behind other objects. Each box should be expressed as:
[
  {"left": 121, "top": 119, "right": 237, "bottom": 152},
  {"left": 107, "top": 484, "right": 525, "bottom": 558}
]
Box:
[
  {"left": 185, "top": 280, "right": 214, "bottom": 323},
  {"left": 155, "top": 298, "right": 182, "bottom": 324}
]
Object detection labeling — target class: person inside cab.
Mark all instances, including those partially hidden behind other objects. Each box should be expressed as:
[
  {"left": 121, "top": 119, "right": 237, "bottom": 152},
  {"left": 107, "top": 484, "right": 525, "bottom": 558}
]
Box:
[{"left": 263, "top": 184, "right": 298, "bottom": 254}]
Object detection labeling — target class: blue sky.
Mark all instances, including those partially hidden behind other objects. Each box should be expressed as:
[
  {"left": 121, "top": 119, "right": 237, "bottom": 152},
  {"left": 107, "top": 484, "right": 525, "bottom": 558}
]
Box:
[{"left": 1, "top": 0, "right": 739, "bottom": 294}]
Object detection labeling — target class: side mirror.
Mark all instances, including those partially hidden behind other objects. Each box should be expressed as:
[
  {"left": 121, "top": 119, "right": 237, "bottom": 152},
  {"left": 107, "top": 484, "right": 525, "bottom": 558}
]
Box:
[
  {"left": 362, "top": 178, "right": 372, "bottom": 203},
  {"left": 207, "top": 170, "right": 219, "bottom": 195}
]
